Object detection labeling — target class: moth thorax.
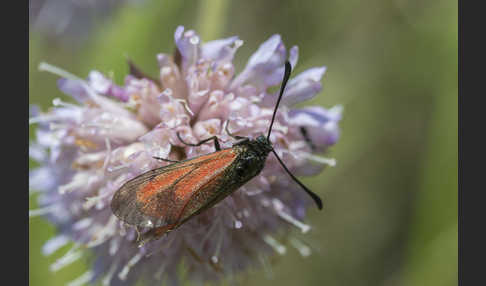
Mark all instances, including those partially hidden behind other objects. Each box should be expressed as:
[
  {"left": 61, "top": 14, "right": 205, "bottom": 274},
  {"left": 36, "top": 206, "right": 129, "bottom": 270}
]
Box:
[{"left": 232, "top": 143, "right": 268, "bottom": 182}]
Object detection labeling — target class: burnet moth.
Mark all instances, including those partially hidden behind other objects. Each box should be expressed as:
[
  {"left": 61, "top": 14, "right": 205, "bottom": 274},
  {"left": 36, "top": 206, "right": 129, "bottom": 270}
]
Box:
[{"left": 110, "top": 61, "right": 323, "bottom": 247}]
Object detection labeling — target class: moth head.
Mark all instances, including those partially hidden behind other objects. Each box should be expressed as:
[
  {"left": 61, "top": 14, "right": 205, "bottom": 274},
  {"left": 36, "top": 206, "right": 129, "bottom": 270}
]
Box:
[{"left": 256, "top": 135, "right": 272, "bottom": 150}]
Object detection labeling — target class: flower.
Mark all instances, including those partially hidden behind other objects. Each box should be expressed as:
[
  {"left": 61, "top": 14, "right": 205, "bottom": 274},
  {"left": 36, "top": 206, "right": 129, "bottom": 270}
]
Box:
[
  {"left": 30, "top": 0, "right": 144, "bottom": 45},
  {"left": 29, "top": 26, "right": 342, "bottom": 286}
]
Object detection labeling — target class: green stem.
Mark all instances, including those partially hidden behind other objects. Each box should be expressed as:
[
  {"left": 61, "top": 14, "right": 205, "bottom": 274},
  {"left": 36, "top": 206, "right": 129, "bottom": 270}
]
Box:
[
  {"left": 81, "top": 0, "right": 185, "bottom": 82},
  {"left": 196, "top": 0, "right": 230, "bottom": 40},
  {"left": 400, "top": 85, "right": 458, "bottom": 286}
]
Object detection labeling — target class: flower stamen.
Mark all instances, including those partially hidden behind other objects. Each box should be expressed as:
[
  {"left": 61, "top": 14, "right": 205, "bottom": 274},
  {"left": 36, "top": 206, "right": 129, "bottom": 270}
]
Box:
[
  {"left": 272, "top": 198, "right": 311, "bottom": 233},
  {"left": 73, "top": 218, "right": 93, "bottom": 231},
  {"left": 263, "top": 235, "right": 286, "bottom": 255},
  {"left": 289, "top": 237, "right": 311, "bottom": 257},
  {"left": 66, "top": 270, "right": 94, "bottom": 286},
  {"left": 42, "top": 235, "right": 70, "bottom": 256},
  {"left": 102, "top": 138, "right": 112, "bottom": 172},
  {"left": 296, "top": 151, "right": 337, "bottom": 166},
  {"left": 50, "top": 244, "right": 83, "bottom": 272},
  {"left": 175, "top": 98, "right": 195, "bottom": 116},
  {"left": 52, "top": 98, "right": 79, "bottom": 109},
  {"left": 109, "top": 237, "right": 120, "bottom": 256},
  {"left": 278, "top": 210, "right": 311, "bottom": 234},
  {"left": 86, "top": 216, "right": 117, "bottom": 247},
  {"left": 58, "top": 173, "right": 91, "bottom": 194},
  {"left": 118, "top": 252, "right": 143, "bottom": 281},
  {"left": 154, "top": 259, "right": 170, "bottom": 280},
  {"left": 102, "top": 262, "right": 119, "bottom": 286},
  {"left": 29, "top": 205, "right": 55, "bottom": 217}
]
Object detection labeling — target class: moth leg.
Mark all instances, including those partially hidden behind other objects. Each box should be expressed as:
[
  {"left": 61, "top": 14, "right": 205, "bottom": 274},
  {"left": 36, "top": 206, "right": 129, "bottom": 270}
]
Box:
[
  {"left": 135, "top": 226, "right": 142, "bottom": 242},
  {"left": 152, "top": 156, "right": 179, "bottom": 163},
  {"left": 177, "top": 132, "right": 221, "bottom": 151},
  {"left": 225, "top": 120, "right": 247, "bottom": 140},
  {"left": 137, "top": 225, "right": 173, "bottom": 248}
]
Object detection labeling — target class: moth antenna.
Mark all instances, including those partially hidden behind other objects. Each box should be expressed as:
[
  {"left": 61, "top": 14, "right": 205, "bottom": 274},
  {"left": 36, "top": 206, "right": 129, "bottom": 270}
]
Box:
[
  {"left": 267, "top": 61, "right": 292, "bottom": 140},
  {"left": 271, "top": 149, "right": 323, "bottom": 210}
]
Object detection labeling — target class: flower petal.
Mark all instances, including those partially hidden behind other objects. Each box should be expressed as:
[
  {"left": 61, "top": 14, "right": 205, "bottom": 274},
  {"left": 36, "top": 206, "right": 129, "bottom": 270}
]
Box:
[
  {"left": 156, "top": 53, "right": 171, "bottom": 68},
  {"left": 201, "top": 36, "right": 242, "bottom": 63},
  {"left": 29, "top": 167, "right": 57, "bottom": 192},
  {"left": 157, "top": 89, "right": 191, "bottom": 128},
  {"left": 89, "top": 71, "right": 129, "bottom": 102},
  {"left": 193, "top": 119, "right": 222, "bottom": 140},
  {"left": 88, "top": 71, "right": 111, "bottom": 94},
  {"left": 289, "top": 105, "right": 342, "bottom": 148},
  {"left": 288, "top": 46, "right": 299, "bottom": 68},
  {"left": 230, "top": 34, "right": 286, "bottom": 90},
  {"left": 57, "top": 78, "right": 88, "bottom": 102},
  {"left": 281, "top": 66, "right": 326, "bottom": 106},
  {"left": 174, "top": 26, "right": 201, "bottom": 70},
  {"left": 139, "top": 128, "right": 172, "bottom": 159}
]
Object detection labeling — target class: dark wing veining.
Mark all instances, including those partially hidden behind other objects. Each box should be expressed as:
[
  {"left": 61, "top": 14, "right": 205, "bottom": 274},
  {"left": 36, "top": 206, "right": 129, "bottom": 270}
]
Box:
[{"left": 110, "top": 149, "right": 237, "bottom": 228}]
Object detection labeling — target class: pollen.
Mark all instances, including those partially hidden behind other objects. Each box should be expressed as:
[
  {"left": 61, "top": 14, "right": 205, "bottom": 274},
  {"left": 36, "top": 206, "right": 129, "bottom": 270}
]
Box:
[
  {"left": 71, "top": 160, "right": 104, "bottom": 170},
  {"left": 74, "top": 137, "right": 98, "bottom": 149},
  {"left": 84, "top": 99, "right": 99, "bottom": 108},
  {"left": 131, "top": 94, "right": 141, "bottom": 101}
]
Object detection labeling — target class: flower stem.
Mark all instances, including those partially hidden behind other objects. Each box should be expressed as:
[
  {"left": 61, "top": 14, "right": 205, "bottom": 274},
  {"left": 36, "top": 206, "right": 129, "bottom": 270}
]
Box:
[{"left": 197, "top": 0, "right": 230, "bottom": 40}]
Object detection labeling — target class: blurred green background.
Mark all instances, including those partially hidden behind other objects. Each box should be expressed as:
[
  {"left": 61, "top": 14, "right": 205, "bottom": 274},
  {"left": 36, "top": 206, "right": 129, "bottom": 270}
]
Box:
[{"left": 29, "top": 0, "right": 457, "bottom": 285}]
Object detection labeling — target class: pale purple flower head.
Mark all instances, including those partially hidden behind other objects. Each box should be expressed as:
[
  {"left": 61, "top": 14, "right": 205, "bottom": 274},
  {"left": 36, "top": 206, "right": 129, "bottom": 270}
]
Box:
[
  {"left": 29, "top": 26, "right": 342, "bottom": 286},
  {"left": 30, "top": 0, "right": 144, "bottom": 44}
]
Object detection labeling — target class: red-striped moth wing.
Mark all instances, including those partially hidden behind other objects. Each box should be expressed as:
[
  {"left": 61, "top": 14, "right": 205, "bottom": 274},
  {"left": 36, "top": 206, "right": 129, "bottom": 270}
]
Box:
[{"left": 111, "top": 148, "right": 237, "bottom": 229}]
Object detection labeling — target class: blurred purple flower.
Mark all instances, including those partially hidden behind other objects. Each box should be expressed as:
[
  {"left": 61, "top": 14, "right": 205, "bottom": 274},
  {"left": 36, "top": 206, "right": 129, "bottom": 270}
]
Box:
[
  {"left": 29, "top": 26, "right": 342, "bottom": 286},
  {"left": 29, "top": 0, "right": 143, "bottom": 44}
]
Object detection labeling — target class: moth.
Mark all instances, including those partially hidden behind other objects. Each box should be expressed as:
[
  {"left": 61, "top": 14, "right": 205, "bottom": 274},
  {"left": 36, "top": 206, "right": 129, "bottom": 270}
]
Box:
[{"left": 111, "top": 61, "right": 323, "bottom": 246}]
